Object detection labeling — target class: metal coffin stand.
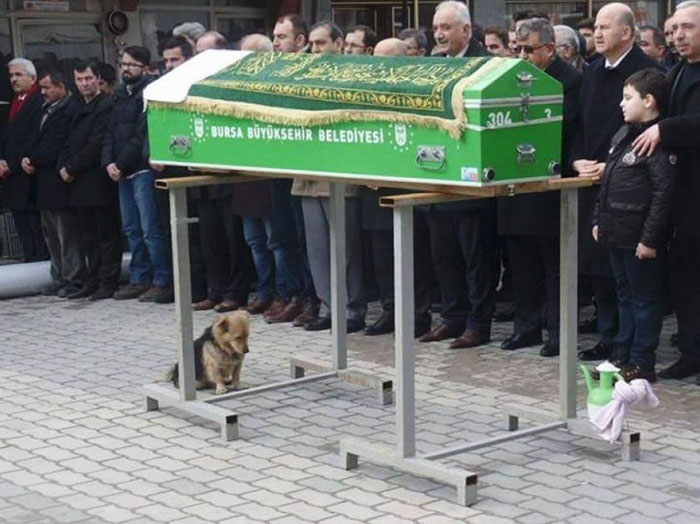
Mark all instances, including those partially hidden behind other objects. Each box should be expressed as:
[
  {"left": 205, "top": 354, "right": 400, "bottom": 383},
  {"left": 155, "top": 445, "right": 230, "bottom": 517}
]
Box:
[
  {"left": 143, "top": 178, "right": 393, "bottom": 441},
  {"left": 339, "top": 180, "right": 640, "bottom": 506}
]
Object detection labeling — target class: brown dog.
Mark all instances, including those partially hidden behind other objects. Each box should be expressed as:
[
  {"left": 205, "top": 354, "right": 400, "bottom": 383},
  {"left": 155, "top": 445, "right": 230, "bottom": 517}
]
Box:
[{"left": 166, "top": 312, "right": 249, "bottom": 394}]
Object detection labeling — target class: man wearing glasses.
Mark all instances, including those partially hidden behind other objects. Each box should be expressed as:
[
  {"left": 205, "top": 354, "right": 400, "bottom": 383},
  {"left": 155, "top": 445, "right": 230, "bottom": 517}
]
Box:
[
  {"left": 344, "top": 25, "right": 376, "bottom": 55},
  {"left": 102, "top": 46, "right": 172, "bottom": 303}
]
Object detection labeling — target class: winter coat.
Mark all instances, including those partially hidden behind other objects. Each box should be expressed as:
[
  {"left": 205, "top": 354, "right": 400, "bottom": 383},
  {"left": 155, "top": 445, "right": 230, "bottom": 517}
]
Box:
[
  {"left": 659, "top": 59, "right": 700, "bottom": 238},
  {"left": 593, "top": 122, "right": 675, "bottom": 250},
  {"left": 58, "top": 93, "right": 116, "bottom": 207},
  {"left": 101, "top": 75, "right": 153, "bottom": 176},
  {"left": 0, "top": 91, "right": 42, "bottom": 209},
  {"left": 28, "top": 95, "right": 76, "bottom": 210}
]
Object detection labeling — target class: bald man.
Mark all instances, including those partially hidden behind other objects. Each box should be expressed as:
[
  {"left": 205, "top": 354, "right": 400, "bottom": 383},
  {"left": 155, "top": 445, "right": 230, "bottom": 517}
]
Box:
[
  {"left": 240, "top": 33, "right": 273, "bottom": 52},
  {"left": 373, "top": 38, "right": 407, "bottom": 57},
  {"left": 195, "top": 31, "right": 228, "bottom": 53},
  {"left": 570, "top": 2, "right": 661, "bottom": 363}
]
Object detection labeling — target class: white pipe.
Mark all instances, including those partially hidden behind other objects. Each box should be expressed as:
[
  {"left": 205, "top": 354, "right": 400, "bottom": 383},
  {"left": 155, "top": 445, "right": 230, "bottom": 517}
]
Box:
[{"left": 0, "top": 254, "right": 130, "bottom": 299}]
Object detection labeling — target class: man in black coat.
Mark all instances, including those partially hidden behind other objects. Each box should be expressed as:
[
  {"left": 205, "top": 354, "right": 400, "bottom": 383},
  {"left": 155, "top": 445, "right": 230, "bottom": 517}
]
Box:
[
  {"left": 102, "top": 46, "right": 172, "bottom": 303},
  {"left": 497, "top": 18, "right": 582, "bottom": 357},
  {"left": 633, "top": 2, "right": 700, "bottom": 380},
  {"left": 570, "top": 2, "right": 660, "bottom": 361},
  {"left": 419, "top": 1, "right": 498, "bottom": 349},
  {"left": 0, "top": 58, "right": 46, "bottom": 262},
  {"left": 58, "top": 60, "right": 120, "bottom": 300},
  {"left": 22, "top": 70, "right": 84, "bottom": 296}
]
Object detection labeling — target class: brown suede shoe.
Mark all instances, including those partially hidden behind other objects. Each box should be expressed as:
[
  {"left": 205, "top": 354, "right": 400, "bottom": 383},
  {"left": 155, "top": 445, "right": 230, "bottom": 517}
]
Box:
[
  {"left": 293, "top": 298, "right": 319, "bottom": 327},
  {"left": 263, "top": 297, "right": 286, "bottom": 319},
  {"left": 193, "top": 298, "right": 217, "bottom": 311},
  {"left": 450, "top": 329, "right": 490, "bottom": 349},
  {"left": 418, "top": 323, "right": 463, "bottom": 343},
  {"left": 243, "top": 297, "right": 273, "bottom": 314},
  {"left": 265, "top": 296, "right": 303, "bottom": 324}
]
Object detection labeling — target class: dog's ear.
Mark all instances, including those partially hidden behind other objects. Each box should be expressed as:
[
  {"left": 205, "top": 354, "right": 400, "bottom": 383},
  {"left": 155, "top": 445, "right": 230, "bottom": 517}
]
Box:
[{"left": 214, "top": 315, "right": 228, "bottom": 331}]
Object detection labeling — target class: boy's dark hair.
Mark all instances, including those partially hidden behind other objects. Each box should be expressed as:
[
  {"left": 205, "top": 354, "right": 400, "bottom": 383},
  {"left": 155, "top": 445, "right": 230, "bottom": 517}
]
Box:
[
  {"left": 310, "top": 21, "right": 344, "bottom": 42},
  {"left": 471, "top": 22, "right": 485, "bottom": 45},
  {"left": 40, "top": 69, "right": 67, "bottom": 87},
  {"left": 625, "top": 68, "right": 670, "bottom": 115},
  {"left": 577, "top": 17, "right": 595, "bottom": 31},
  {"left": 277, "top": 13, "right": 309, "bottom": 40},
  {"left": 162, "top": 35, "right": 193, "bottom": 59},
  {"left": 123, "top": 45, "right": 151, "bottom": 67},
  {"left": 99, "top": 62, "right": 117, "bottom": 85},
  {"left": 349, "top": 24, "right": 377, "bottom": 48},
  {"left": 74, "top": 59, "right": 103, "bottom": 77}
]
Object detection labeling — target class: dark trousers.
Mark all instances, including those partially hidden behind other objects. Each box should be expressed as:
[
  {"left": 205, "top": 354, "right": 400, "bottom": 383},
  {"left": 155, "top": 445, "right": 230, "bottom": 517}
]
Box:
[
  {"left": 11, "top": 208, "right": 48, "bottom": 262},
  {"left": 609, "top": 248, "right": 664, "bottom": 370},
  {"left": 592, "top": 275, "right": 618, "bottom": 345},
  {"left": 197, "top": 197, "right": 253, "bottom": 303},
  {"left": 40, "top": 208, "right": 85, "bottom": 287},
  {"left": 426, "top": 207, "right": 498, "bottom": 333},
  {"left": 672, "top": 238, "right": 700, "bottom": 361},
  {"left": 507, "top": 235, "right": 560, "bottom": 343},
  {"left": 76, "top": 205, "right": 123, "bottom": 292},
  {"left": 366, "top": 210, "right": 433, "bottom": 322},
  {"left": 154, "top": 187, "right": 206, "bottom": 298},
  {"left": 290, "top": 194, "right": 316, "bottom": 300}
]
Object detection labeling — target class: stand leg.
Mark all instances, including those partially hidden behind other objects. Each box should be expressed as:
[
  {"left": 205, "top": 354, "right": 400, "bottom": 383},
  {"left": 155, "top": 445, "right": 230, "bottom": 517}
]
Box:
[
  {"left": 222, "top": 414, "right": 239, "bottom": 441},
  {"left": 560, "top": 188, "right": 578, "bottom": 420},
  {"left": 145, "top": 396, "right": 159, "bottom": 412},
  {"left": 394, "top": 206, "right": 415, "bottom": 458},
  {"left": 170, "top": 188, "right": 196, "bottom": 401},
  {"left": 329, "top": 183, "right": 347, "bottom": 371},
  {"left": 621, "top": 431, "right": 641, "bottom": 461},
  {"left": 506, "top": 414, "right": 519, "bottom": 431}
]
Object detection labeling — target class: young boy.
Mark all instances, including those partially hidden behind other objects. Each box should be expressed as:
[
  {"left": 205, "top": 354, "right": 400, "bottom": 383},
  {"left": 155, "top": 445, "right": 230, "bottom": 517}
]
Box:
[{"left": 592, "top": 68, "right": 675, "bottom": 383}]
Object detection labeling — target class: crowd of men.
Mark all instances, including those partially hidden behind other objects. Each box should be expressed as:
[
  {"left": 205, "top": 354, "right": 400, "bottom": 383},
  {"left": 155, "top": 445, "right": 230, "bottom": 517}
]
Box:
[{"left": 1, "top": 0, "right": 698, "bottom": 384}]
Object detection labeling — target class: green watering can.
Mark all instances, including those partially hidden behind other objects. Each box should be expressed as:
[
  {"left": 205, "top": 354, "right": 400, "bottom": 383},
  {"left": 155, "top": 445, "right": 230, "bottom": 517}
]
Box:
[{"left": 581, "top": 362, "right": 625, "bottom": 419}]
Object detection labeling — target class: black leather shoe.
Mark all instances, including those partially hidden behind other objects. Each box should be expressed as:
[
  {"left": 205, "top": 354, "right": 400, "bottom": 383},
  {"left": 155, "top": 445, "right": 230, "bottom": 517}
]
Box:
[
  {"left": 658, "top": 357, "right": 700, "bottom": 380},
  {"left": 67, "top": 285, "right": 97, "bottom": 300},
  {"left": 450, "top": 329, "right": 490, "bottom": 349},
  {"left": 578, "top": 341, "right": 613, "bottom": 361},
  {"left": 365, "top": 313, "right": 394, "bottom": 336},
  {"left": 540, "top": 344, "right": 560, "bottom": 357},
  {"left": 500, "top": 331, "right": 543, "bottom": 350},
  {"left": 304, "top": 317, "right": 332, "bottom": 331},
  {"left": 89, "top": 288, "right": 115, "bottom": 301},
  {"left": 346, "top": 318, "right": 365, "bottom": 334}
]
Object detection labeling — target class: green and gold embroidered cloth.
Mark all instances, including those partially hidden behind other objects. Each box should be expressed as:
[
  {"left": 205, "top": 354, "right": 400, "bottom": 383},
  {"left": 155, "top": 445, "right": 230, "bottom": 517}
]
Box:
[{"left": 163, "top": 53, "right": 503, "bottom": 138}]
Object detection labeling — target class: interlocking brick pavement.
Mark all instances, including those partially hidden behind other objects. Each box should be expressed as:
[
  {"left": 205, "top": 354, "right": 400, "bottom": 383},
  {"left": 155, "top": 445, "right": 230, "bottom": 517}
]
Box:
[{"left": 0, "top": 295, "right": 699, "bottom": 523}]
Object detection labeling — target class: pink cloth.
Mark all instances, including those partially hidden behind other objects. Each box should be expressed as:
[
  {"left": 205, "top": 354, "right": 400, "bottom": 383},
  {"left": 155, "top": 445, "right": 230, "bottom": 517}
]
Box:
[{"left": 591, "top": 379, "right": 659, "bottom": 443}]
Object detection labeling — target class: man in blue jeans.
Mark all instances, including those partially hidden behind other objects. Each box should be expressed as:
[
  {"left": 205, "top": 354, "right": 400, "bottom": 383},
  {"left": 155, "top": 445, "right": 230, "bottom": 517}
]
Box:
[{"left": 102, "top": 46, "right": 172, "bottom": 302}]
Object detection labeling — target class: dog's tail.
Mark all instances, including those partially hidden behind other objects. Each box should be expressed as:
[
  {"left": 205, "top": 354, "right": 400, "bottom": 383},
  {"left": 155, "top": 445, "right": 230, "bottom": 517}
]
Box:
[{"left": 155, "top": 363, "right": 179, "bottom": 386}]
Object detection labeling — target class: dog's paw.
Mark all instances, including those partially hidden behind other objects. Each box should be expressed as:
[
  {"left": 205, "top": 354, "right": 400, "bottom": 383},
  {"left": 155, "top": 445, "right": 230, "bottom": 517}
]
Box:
[{"left": 215, "top": 384, "right": 228, "bottom": 395}]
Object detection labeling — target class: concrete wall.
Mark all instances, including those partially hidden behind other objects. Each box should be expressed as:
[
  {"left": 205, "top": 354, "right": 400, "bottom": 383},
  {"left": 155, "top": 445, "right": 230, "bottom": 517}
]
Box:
[{"left": 473, "top": 0, "right": 508, "bottom": 29}]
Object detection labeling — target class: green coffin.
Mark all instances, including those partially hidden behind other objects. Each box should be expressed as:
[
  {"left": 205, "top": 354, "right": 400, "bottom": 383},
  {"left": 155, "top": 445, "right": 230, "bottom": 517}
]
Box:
[{"left": 145, "top": 50, "right": 563, "bottom": 187}]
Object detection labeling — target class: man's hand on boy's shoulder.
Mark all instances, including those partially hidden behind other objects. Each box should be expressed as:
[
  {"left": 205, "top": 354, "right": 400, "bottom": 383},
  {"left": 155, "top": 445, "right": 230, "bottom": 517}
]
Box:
[{"left": 633, "top": 124, "right": 660, "bottom": 157}]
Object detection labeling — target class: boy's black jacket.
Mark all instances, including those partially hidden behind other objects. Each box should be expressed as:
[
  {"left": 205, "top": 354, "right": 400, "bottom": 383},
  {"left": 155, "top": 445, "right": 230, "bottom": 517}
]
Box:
[{"left": 593, "top": 120, "right": 675, "bottom": 249}]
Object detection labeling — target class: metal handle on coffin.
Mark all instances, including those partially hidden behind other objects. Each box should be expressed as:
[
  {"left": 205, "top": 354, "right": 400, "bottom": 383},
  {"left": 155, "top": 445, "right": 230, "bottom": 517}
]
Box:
[
  {"left": 517, "top": 143, "right": 536, "bottom": 164},
  {"left": 415, "top": 146, "right": 446, "bottom": 171},
  {"left": 170, "top": 135, "right": 192, "bottom": 156}
]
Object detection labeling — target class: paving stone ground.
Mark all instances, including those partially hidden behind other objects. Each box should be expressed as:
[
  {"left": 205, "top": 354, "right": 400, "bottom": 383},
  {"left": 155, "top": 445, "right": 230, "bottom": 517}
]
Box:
[{"left": 0, "top": 294, "right": 699, "bottom": 523}]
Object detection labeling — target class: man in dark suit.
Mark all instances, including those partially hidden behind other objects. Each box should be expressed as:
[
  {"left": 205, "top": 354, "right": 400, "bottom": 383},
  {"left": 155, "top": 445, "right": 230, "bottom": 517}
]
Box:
[
  {"left": 570, "top": 2, "right": 661, "bottom": 361},
  {"left": 58, "top": 60, "right": 120, "bottom": 300},
  {"left": 633, "top": 1, "right": 700, "bottom": 381},
  {"left": 419, "top": 1, "right": 499, "bottom": 349},
  {"left": 22, "top": 70, "right": 84, "bottom": 296},
  {"left": 0, "top": 58, "right": 47, "bottom": 263},
  {"left": 498, "top": 17, "right": 581, "bottom": 356}
]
